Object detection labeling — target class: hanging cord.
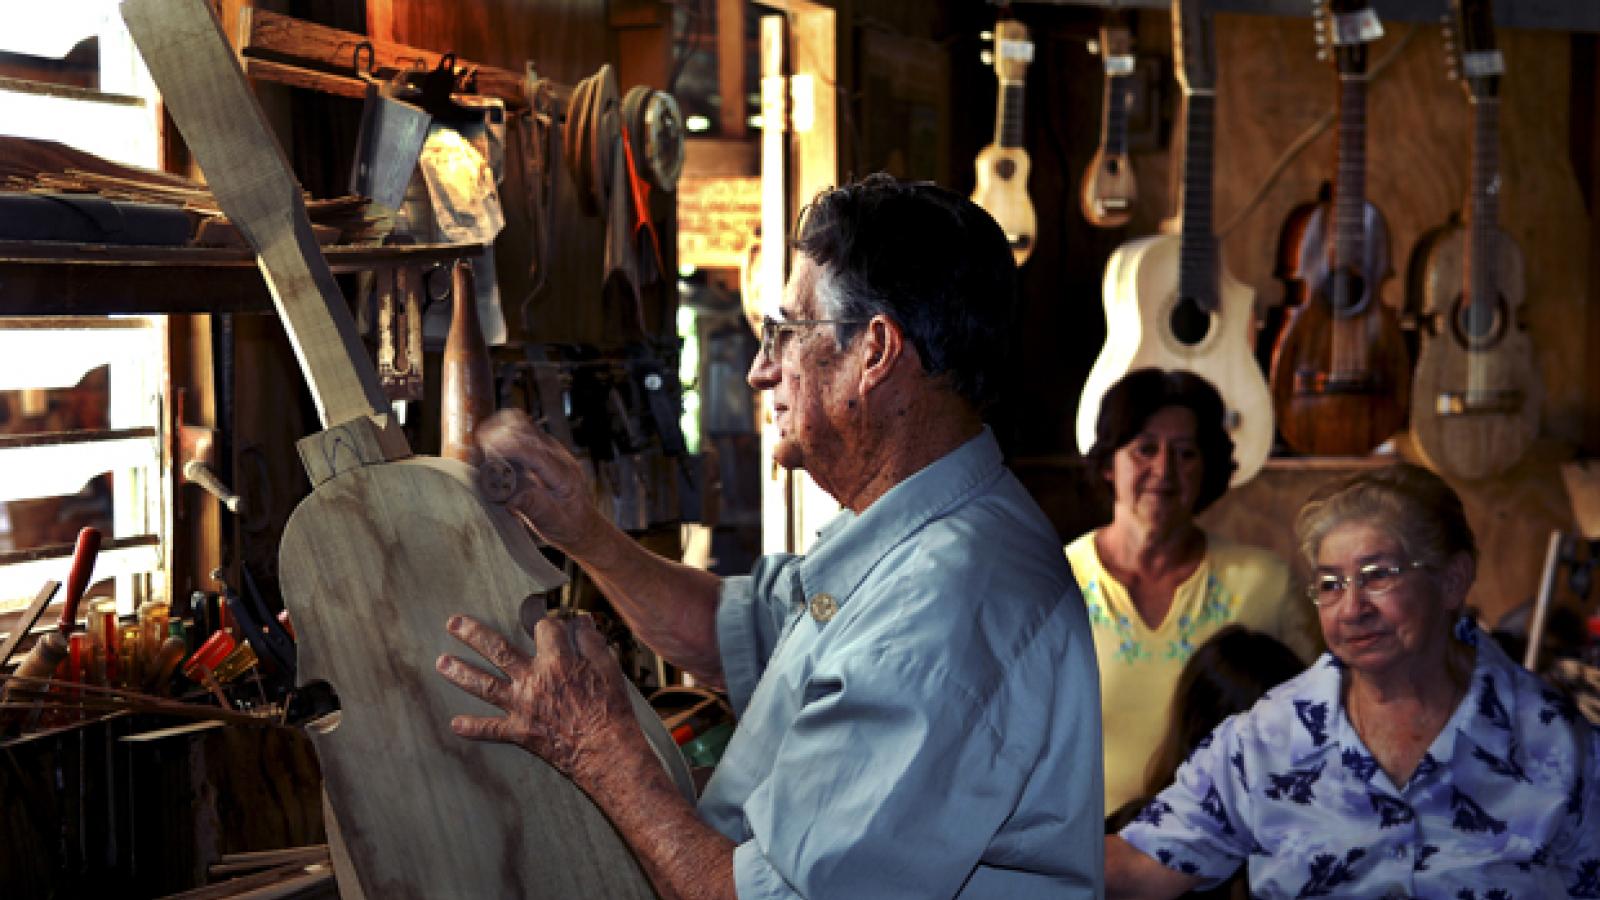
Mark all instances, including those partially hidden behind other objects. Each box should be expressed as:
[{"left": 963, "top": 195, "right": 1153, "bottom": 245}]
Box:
[{"left": 1217, "top": 23, "right": 1418, "bottom": 239}]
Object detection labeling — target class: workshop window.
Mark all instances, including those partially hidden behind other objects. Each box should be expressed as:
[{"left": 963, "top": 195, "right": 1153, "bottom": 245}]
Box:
[{"left": 0, "top": 2, "right": 170, "bottom": 621}]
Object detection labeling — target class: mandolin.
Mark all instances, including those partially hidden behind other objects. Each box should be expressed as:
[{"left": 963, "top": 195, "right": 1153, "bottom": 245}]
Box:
[
  {"left": 1080, "top": 17, "right": 1138, "bottom": 229},
  {"left": 971, "top": 17, "right": 1037, "bottom": 265},
  {"left": 1076, "top": 0, "right": 1273, "bottom": 487},
  {"left": 1408, "top": 0, "right": 1539, "bottom": 480},
  {"left": 121, "top": 1, "right": 691, "bottom": 896},
  {"left": 1268, "top": 0, "right": 1410, "bottom": 457}
]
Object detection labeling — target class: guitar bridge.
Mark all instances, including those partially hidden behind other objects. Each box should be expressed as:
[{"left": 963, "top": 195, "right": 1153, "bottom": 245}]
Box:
[
  {"left": 1292, "top": 370, "right": 1380, "bottom": 396},
  {"left": 1435, "top": 389, "right": 1523, "bottom": 417}
]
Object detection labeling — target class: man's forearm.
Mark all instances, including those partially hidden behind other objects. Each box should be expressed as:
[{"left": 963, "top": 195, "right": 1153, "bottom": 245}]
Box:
[
  {"left": 588, "top": 740, "right": 738, "bottom": 900},
  {"left": 567, "top": 520, "right": 726, "bottom": 683}
]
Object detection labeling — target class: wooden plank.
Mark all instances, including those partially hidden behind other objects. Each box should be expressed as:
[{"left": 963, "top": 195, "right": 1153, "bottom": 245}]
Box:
[
  {"left": 124, "top": 0, "right": 393, "bottom": 434},
  {"left": 241, "top": 7, "right": 529, "bottom": 106},
  {"left": 718, "top": 0, "right": 747, "bottom": 138},
  {"left": 0, "top": 582, "right": 59, "bottom": 670},
  {"left": 244, "top": 57, "right": 367, "bottom": 101}
]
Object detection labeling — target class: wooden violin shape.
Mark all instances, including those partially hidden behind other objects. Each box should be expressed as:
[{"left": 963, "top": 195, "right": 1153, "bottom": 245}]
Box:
[
  {"left": 971, "top": 18, "right": 1036, "bottom": 265},
  {"left": 1268, "top": 0, "right": 1410, "bottom": 456},
  {"left": 1078, "top": 0, "right": 1272, "bottom": 486},
  {"left": 1080, "top": 20, "right": 1138, "bottom": 228},
  {"left": 1408, "top": 0, "right": 1540, "bottom": 479}
]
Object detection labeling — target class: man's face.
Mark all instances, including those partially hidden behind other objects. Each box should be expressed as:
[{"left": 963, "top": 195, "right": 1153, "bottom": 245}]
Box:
[{"left": 747, "top": 255, "right": 857, "bottom": 477}]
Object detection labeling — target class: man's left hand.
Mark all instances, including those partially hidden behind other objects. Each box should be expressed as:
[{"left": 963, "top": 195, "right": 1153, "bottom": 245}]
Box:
[{"left": 435, "top": 613, "right": 642, "bottom": 793}]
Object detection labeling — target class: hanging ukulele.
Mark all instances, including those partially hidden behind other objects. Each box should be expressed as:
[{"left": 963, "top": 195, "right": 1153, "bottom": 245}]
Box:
[
  {"left": 1077, "top": 0, "right": 1273, "bottom": 487},
  {"left": 1268, "top": 0, "right": 1410, "bottom": 456},
  {"left": 1080, "top": 15, "right": 1138, "bottom": 228},
  {"left": 971, "top": 15, "right": 1037, "bottom": 265},
  {"left": 1407, "top": 0, "right": 1539, "bottom": 480}
]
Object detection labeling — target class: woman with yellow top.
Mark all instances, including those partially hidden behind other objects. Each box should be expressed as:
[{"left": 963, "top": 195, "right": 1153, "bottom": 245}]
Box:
[{"left": 1066, "top": 368, "right": 1321, "bottom": 815}]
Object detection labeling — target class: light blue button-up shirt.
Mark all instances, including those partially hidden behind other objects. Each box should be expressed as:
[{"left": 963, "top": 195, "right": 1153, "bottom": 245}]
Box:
[
  {"left": 700, "top": 427, "right": 1104, "bottom": 899},
  {"left": 1121, "top": 618, "right": 1600, "bottom": 898}
]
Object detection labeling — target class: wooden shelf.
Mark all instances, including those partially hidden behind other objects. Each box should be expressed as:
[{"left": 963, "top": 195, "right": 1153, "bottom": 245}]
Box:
[{"left": 0, "top": 240, "right": 484, "bottom": 316}]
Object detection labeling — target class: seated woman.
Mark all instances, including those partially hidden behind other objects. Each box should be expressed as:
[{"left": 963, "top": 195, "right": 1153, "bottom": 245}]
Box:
[
  {"left": 1106, "top": 464, "right": 1600, "bottom": 899},
  {"left": 1106, "top": 625, "right": 1306, "bottom": 833},
  {"left": 1070, "top": 368, "right": 1321, "bottom": 814}
]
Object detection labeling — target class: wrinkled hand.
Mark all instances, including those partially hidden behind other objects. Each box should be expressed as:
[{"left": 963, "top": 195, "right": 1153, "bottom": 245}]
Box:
[
  {"left": 435, "top": 613, "right": 643, "bottom": 791},
  {"left": 475, "top": 409, "right": 601, "bottom": 554}
]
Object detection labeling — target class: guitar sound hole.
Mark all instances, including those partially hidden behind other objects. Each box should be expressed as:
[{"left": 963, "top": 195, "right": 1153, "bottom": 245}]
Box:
[
  {"left": 1170, "top": 296, "right": 1212, "bottom": 346},
  {"left": 1330, "top": 270, "right": 1368, "bottom": 317},
  {"left": 1451, "top": 294, "right": 1506, "bottom": 349},
  {"left": 995, "top": 159, "right": 1016, "bottom": 180},
  {"left": 1107, "top": 158, "right": 1121, "bottom": 175}
]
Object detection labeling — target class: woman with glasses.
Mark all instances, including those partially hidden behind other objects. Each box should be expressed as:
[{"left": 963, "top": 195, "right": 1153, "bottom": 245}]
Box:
[
  {"left": 1105, "top": 464, "right": 1600, "bottom": 899},
  {"left": 1069, "top": 368, "right": 1321, "bottom": 817}
]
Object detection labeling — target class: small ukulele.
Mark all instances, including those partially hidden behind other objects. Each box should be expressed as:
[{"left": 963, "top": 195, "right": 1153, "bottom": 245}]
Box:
[
  {"left": 1077, "top": 0, "right": 1273, "bottom": 487},
  {"left": 1080, "top": 17, "right": 1138, "bottom": 229},
  {"left": 1268, "top": 0, "right": 1410, "bottom": 456},
  {"left": 1407, "top": 0, "right": 1539, "bottom": 480},
  {"left": 971, "top": 17, "right": 1037, "bottom": 266}
]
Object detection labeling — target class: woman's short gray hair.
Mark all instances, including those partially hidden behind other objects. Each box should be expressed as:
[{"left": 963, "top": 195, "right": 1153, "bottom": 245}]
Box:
[{"left": 1294, "top": 464, "right": 1477, "bottom": 570}]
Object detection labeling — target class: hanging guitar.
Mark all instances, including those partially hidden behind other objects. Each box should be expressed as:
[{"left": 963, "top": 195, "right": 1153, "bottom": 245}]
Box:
[
  {"left": 1407, "top": 0, "right": 1539, "bottom": 480},
  {"left": 121, "top": 1, "right": 691, "bottom": 897},
  {"left": 1268, "top": 0, "right": 1410, "bottom": 457},
  {"left": 1080, "top": 15, "right": 1138, "bottom": 228},
  {"left": 971, "top": 16, "right": 1037, "bottom": 265},
  {"left": 1076, "top": 0, "right": 1273, "bottom": 487}
]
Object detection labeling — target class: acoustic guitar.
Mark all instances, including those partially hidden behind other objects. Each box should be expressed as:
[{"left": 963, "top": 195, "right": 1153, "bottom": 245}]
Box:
[
  {"left": 1076, "top": 0, "right": 1273, "bottom": 487},
  {"left": 1080, "top": 17, "right": 1138, "bottom": 229},
  {"left": 1268, "top": 0, "right": 1410, "bottom": 457},
  {"left": 1408, "top": 0, "right": 1539, "bottom": 480},
  {"left": 121, "top": 1, "right": 691, "bottom": 896},
  {"left": 971, "top": 18, "right": 1037, "bottom": 266}
]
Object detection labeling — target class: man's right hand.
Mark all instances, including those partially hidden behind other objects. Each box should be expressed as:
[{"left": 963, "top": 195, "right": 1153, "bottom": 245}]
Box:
[{"left": 475, "top": 409, "right": 603, "bottom": 556}]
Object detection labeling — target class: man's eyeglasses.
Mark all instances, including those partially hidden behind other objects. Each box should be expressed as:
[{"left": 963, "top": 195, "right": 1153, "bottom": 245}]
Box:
[
  {"left": 758, "top": 316, "right": 867, "bottom": 364},
  {"left": 1306, "top": 561, "right": 1428, "bottom": 607}
]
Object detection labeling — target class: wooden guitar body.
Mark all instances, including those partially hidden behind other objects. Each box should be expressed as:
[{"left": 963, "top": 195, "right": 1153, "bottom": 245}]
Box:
[
  {"left": 1410, "top": 223, "right": 1538, "bottom": 478},
  {"left": 1080, "top": 148, "right": 1136, "bottom": 229},
  {"left": 1076, "top": 233, "right": 1273, "bottom": 485},
  {"left": 280, "top": 450, "right": 687, "bottom": 898},
  {"left": 971, "top": 144, "right": 1036, "bottom": 265},
  {"left": 1270, "top": 202, "right": 1411, "bottom": 455}
]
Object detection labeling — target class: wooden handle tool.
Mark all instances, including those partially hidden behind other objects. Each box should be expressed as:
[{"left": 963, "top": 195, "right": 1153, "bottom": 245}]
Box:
[{"left": 1, "top": 527, "right": 102, "bottom": 732}]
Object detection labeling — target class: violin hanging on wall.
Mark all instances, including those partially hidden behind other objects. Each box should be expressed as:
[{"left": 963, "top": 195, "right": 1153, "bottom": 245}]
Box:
[
  {"left": 1080, "top": 15, "right": 1138, "bottom": 229},
  {"left": 1407, "top": 0, "right": 1540, "bottom": 480},
  {"left": 1077, "top": 0, "right": 1273, "bottom": 487},
  {"left": 1268, "top": 0, "right": 1411, "bottom": 457},
  {"left": 971, "top": 15, "right": 1037, "bottom": 266}
]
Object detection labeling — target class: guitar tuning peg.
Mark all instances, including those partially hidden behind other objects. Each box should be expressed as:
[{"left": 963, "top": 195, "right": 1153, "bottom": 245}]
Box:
[
  {"left": 1317, "top": 48, "right": 1331, "bottom": 61},
  {"left": 980, "top": 49, "right": 995, "bottom": 66},
  {"left": 980, "top": 30, "right": 994, "bottom": 41},
  {"left": 1087, "top": 38, "right": 1101, "bottom": 54}
]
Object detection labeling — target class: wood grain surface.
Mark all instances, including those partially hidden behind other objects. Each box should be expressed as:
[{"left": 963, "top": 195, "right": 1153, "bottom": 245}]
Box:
[{"left": 280, "top": 456, "right": 659, "bottom": 899}]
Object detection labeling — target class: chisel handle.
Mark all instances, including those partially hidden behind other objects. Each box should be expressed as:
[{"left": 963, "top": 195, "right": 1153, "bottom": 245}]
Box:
[{"left": 57, "top": 527, "right": 102, "bottom": 633}]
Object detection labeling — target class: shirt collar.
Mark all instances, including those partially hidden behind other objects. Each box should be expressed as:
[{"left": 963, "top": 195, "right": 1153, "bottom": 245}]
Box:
[
  {"left": 1286, "top": 617, "right": 1511, "bottom": 767},
  {"left": 794, "top": 427, "right": 1004, "bottom": 613}
]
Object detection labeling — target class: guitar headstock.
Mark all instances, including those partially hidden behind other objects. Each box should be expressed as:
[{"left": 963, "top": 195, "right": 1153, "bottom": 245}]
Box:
[
  {"left": 1096, "top": 21, "right": 1136, "bottom": 78},
  {"left": 1312, "top": 0, "right": 1384, "bottom": 74},
  {"left": 1171, "top": 0, "right": 1215, "bottom": 95},
  {"left": 1446, "top": 0, "right": 1503, "bottom": 101},
  {"left": 992, "top": 19, "right": 1034, "bottom": 84}
]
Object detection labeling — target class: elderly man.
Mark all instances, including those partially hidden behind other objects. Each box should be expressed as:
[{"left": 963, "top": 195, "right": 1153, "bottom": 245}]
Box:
[{"left": 435, "top": 174, "right": 1103, "bottom": 899}]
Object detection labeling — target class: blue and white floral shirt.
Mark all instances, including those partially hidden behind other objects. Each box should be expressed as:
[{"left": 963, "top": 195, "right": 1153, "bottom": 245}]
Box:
[{"left": 1121, "top": 618, "right": 1600, "bottom": 899}]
